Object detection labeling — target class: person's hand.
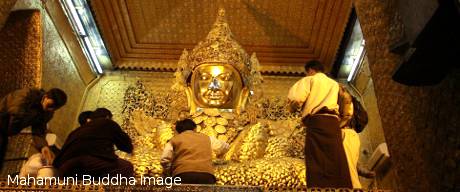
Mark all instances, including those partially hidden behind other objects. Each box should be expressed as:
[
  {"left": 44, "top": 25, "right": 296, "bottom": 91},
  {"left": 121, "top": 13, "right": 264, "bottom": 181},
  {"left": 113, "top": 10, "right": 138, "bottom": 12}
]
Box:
[
  {"left": 361, "top": 170, "right": 376, "bottom": 178},
  {"left": 41, "top": 146, "right": 55, "bottom": 165},
  {"left": 358, "top": 166, "right": 376, "bottom": 178},
  {"left": 287, "top": 100, "right": 302, "bottom": 113}
]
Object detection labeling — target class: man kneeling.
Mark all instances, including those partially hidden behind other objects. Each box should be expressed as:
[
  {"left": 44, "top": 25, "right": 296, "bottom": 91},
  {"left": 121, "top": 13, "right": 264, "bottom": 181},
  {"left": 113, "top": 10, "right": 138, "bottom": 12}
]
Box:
[
  {"left": 161, "top": 119, "right": 229, "bottom": 184},
  {"left": 53, "top": 108, "right": 134, "bottom": 179}
]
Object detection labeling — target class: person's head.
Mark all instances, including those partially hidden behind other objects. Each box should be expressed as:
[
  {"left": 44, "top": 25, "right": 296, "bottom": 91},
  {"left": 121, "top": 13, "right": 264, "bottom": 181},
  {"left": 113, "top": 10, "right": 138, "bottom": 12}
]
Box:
[
  {"left": 175, "top": 118, "right": 196, "bottom": 134},
  {"left": 78, "top": 111, "right": 93, "bottom": 125},
  {"left": 304, "top": 60, "right": 325, "bottom": 76},
  {"left": 41, "top": 88, "right": 67, "bottom": 112},
  {"left": 90, "top": 108, "right": 113, "bottom": 120}
]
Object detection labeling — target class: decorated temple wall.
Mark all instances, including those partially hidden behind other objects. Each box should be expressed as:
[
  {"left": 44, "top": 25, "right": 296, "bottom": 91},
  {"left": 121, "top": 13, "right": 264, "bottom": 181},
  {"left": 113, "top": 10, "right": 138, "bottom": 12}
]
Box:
[
  {"left": 0, "top": 3, "right": 43, "bottom": 177},
  {"left": 0, "top": 0, "right": 17, "bottom": 30},
  {"left": 0, "top": 9, "right": 42, "bottom": 99},
  {"left": 0, "top": 0, "right": 90, "bottom": 175},
  {"left": 11, "top": 0, "right": 93, "bottom": 146},
  {"left": 81, "top": 71, "right": 175, "bottom": 124},
  {"left": 81, "top": 71, "right": 302, "bottom": 124},
  {"left": 351, "top": 56, "right": 397, "bottom": 190},
  {"left": 261, "top": 75, "right": 302, "bottom": 98},
  {"left": 354, "top": 56, "right": 386, "bottom": 153},
  {"left": 0, "top": 7, "right": 44, "bottom": 176},
  {"left": 354, "top": 0, "right": 460, "bottom": 191}
]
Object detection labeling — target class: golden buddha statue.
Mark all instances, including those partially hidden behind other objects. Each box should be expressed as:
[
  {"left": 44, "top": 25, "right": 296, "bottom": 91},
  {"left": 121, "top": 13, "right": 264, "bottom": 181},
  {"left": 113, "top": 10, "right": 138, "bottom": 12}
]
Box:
[
  {"left": 121, "top": 8, "right": 306, "bottom": 189},
  {"left": 172, "top": 8, "right": 260, "bottom": 115}
]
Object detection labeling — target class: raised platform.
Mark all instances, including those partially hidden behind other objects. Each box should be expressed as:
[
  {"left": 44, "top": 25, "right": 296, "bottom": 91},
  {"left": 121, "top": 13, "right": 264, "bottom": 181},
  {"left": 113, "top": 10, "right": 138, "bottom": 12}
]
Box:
[{"left": 0, "top": 181, "right": 390, "bottom": 192}]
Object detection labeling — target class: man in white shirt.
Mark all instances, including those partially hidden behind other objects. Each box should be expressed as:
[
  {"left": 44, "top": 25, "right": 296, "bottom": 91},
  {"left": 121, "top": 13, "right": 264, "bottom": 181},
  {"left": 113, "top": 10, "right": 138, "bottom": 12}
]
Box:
[
  {"left": 160, "top": 118, "right": 229, "bottom": 184},
  {"left": 288, "top": 60, "right": 352, "bottom": 188}
]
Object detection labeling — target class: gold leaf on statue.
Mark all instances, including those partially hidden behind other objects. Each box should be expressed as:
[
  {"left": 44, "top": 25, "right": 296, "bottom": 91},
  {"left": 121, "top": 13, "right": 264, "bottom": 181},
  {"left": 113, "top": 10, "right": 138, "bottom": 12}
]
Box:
[
  {"left": 217, "top": 134, "right": 228, "bottom": 142},
  {"left": 204, "top": 108, "right": 220, "bottom": 116},
  {"left": 216, "top": 117, "right": 228, "bottom": 125},
  {"left": 202, "top": 126, "right": 218, "bottom": 138},
  {"left": 221, "top": 112, "right": 235, "bottom": 120},
  {"left": 204, "top": 116, "right": 217, "bottom": 127},
  {"left": 215, "top": 125, "right": 227, "bottom": 133},
  {"left": 192, "top": 110, "right": 203, "bottom": 117},
  {"left": 193, "top": 116, "right": 204, "bottom": 124}
]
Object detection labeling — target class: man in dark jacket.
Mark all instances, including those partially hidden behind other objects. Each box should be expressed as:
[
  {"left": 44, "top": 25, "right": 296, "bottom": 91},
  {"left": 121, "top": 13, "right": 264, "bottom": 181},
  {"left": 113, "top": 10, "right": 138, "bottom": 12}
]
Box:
[
  {"left": 0, "top": 88, "right": 67, "bottom": 169},
  {"left": 53, "top": 108, "right": 134, "bottom": 178}
]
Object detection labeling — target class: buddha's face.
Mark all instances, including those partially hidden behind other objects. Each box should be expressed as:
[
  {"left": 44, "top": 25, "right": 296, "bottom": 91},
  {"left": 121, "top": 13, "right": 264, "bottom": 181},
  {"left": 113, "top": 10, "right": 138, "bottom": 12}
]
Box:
[{"left": 191, "top": 64, "right": 242, "bottom": 108}]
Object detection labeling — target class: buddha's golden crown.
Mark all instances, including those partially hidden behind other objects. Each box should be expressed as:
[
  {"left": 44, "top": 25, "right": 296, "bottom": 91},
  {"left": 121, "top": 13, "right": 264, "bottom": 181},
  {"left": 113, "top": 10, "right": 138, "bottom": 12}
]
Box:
[{"left": 175, "top": 8, "right": 262, "bottom": 88}]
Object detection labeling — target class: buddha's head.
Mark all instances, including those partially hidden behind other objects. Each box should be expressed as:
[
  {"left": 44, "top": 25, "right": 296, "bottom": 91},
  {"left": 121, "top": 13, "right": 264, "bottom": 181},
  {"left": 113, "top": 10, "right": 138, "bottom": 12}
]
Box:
[
  {"left": 191, "top": 64, "right": 243, "bottom": 108},
  {"left": 173, "top": 8, "right": 262, "bottom": 114}
]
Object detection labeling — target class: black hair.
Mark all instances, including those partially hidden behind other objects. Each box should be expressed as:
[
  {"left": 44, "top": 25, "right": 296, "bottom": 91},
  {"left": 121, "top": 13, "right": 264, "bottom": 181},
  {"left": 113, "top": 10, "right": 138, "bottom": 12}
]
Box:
[
  {"left": 90, "top": 108, "right": 112, "bottom": 120},
  {"left": 45, "top": 88, "right": 67, "bottom": 109},
  {"left": 49, "top": 145, "right": 61, "bottom": 156},
  {"left": 175, "top": 119, "right": 196, "bottom": 133},
  {"left": 304, "top": 60, "right": 325, "bottom": 73},
  {"left": 78, "top": 111, "right": 93, "bottom": 125}
]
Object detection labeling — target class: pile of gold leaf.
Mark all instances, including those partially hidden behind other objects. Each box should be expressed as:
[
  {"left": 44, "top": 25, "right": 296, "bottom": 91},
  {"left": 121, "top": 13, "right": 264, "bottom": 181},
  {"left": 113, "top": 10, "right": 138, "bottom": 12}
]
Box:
[
  {"left": 117, "top": 135, "right": 163, "bottom": 177},
  {"left": 215, "top": 157, "right": 306, "bottom": 188},
  {"left": 118, "top": 115, "right": 174, "bottom": 177},
  {"left": 192, "top": 108, "right": 249, "bottom": 144},
  {"left": 264, "top": 136, "right": 290, "bottom": 158},
  {"left": 225, "top": 123, "right": 269, "bottom": 161},
  {"left": 156, "top": 121, "right": 174, "bottom": 149},
  {"left": 287, "top": 124, "right": 306, "bottom": 159},
  {"left": 264, "top": 118, "right": 305, "bottom": 159}
]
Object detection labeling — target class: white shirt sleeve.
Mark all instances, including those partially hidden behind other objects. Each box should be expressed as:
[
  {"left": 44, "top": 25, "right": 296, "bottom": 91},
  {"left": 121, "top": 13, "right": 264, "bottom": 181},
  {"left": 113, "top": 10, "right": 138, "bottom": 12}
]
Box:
[
  {"left": 288, "top": 77, "right": 311, "bottom": 103},
  {"left": 160, "top": 142, "right": 174, "bottom": 171},
  {"left": 19, "top": 153, "right": 45, "bottom": 177},
  {"left": 209, "top": 136, "right": 230, "bottom": 156}
]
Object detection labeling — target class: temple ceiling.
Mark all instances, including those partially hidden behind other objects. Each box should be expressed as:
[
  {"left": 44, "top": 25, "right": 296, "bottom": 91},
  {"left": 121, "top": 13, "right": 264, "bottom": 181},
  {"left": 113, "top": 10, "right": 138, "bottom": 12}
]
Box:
[{"left": 90, "top": 0, "right": 352, "bottom": 75}]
